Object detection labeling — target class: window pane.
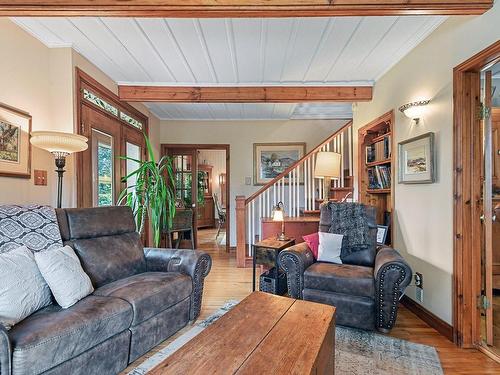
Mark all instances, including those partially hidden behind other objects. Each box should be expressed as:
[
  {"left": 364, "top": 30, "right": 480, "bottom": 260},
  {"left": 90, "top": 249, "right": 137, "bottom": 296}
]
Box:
[
  {"left": 92, "top": 129, "right": 114, "bottom": 207},
  {"left": 126, "top": 142, "right": 141, "bottom": 192},
  {"left": 83, "top": 89, "right": 118, "bottom": 117},
  {"left": 120, "top": 112, "right": 143, "bottom": 130}
]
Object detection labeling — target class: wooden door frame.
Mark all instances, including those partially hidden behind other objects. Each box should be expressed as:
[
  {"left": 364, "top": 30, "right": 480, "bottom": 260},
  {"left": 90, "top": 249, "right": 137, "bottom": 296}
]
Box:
[
  {"left": 161, "top": 143, "right": 231, "bottom": 253},
  {"left": 453, "top": 40, "right": 500, "bottom": 351},
  {"left": 75, "top": 68, "right": 149, "bottom": 208}
]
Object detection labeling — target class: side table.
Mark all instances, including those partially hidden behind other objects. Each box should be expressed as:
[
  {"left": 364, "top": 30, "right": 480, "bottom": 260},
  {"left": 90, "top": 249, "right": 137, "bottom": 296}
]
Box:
[{"left": 252, "top": 237, "right": 295, "bottom": 292}]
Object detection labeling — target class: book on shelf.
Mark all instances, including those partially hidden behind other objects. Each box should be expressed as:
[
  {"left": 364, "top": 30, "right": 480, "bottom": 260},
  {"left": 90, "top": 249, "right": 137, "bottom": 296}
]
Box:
[
  {"left": 367, "top": 165, "right": 391, "bottom": 190},
  {"left": 366, "top": 135, "right": 391, "bottom": 164}
]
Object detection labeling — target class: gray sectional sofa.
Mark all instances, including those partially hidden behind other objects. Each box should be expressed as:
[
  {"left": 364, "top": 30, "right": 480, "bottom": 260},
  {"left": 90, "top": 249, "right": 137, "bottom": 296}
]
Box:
[{"left": 0, "top": 206, "right": 212, "bottom": 375}]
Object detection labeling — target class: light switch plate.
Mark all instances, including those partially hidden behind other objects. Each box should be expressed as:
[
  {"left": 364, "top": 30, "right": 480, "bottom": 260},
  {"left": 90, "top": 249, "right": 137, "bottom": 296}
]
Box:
[{"left": 245, "top": 177, "right": 252, "bottom": 185}]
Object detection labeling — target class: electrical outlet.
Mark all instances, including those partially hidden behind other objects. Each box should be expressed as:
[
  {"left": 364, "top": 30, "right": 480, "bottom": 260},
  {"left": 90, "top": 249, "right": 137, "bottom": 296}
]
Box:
[
  {"left": 415, "top": 287, "right": 424, "bottom": 303},
  {"left": 415, "top": 272, "right": 423, "bottom": 288}
]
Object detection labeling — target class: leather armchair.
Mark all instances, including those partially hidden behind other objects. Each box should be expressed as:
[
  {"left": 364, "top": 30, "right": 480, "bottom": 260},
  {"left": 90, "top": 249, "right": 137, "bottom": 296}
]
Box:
[
  {"left": 279, "top": 202, "right": 412, "bottom": 332},
  {"left": 144, "top": 248, "right": 212, "bottom": 321}
]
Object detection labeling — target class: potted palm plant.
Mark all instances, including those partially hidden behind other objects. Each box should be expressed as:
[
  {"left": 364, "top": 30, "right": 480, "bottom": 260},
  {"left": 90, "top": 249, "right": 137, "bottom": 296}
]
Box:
[{"left": 118, "top": 134, "right": 175, "bottom": 247}]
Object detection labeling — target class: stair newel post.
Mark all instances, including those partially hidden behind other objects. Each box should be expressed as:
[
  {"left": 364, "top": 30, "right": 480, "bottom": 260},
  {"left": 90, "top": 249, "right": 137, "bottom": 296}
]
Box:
[{"left": 236, "top": 195, "right": 247, "bottom": 268}]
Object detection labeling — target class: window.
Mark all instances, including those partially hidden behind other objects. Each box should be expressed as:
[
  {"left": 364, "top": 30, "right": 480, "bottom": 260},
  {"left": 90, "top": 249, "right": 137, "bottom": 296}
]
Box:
[
  {"left": 121, "top": 112, "right": 143, "bottom": 130},
  {"left": 83, "top": 89, "right": 118, "bottom": 117},
  {"left": 83, "top": 88, "right": 143, "bottom": 131},
  {"left": 92, "top": 129, "right": 114, "bottom": 207}
]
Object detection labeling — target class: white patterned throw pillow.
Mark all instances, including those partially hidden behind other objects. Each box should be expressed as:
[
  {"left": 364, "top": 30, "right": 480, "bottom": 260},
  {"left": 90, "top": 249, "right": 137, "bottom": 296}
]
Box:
[
  {"left": 0, "top": 246, "right": 52, "bottom": 330},
  {"left": 35, "top": 246, "right": 94, "bottom": 309}
]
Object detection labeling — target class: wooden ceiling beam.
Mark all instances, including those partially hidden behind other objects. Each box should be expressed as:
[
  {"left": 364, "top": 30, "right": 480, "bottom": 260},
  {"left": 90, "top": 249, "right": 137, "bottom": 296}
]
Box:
[
  {"left": 118, "top": 85, "right": 373, "bottom": 103},
  {"left": 0, "top": 1, "right": 492, "bottom": 17}
]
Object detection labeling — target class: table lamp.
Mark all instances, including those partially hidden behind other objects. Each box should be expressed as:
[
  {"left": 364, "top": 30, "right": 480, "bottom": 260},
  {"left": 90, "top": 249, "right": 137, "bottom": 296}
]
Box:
[
  {"left": 30, "top": 131, "right": 88, "bottom": 208},
  {"left": 314, "top": 151, "right": 341, "bottom": 203},
  {"left": 272, "top": 201, "right": 288, "bottom": 241}
]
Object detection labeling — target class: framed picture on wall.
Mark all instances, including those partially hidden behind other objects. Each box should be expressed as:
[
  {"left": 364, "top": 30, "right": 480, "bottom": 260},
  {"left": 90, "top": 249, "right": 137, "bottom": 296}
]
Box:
[
  {"left": 398, "top": 132, "right": 435, "bottom": 184},
  {"left": 253, "top": 142, "right": 306, "bottom": 185},
  {"left": 0, "top": 103, "right": 32, "bottom": 179}
]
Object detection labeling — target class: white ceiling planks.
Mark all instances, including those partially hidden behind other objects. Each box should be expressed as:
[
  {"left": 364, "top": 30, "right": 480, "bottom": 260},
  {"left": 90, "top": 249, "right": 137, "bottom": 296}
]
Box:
[{"left": 12, "top": 15, "right": 446, "bottom": 120}]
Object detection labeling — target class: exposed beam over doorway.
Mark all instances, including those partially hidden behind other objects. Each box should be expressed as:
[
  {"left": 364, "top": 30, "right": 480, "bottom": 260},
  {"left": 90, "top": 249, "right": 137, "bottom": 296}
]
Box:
[
  {"left": 118, "top": 85, "right": 373, "bottom": 103},
  {"left": 0, "top": 0, "right": 492, "bottom": 17}
]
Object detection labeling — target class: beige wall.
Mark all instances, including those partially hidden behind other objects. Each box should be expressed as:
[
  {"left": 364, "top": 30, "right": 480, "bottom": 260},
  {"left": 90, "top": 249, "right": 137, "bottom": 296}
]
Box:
[
  {"left": 352, "top": 4, "right": 500, "bottom": 324},
  {"left": 160, "top": 119, "right": 349, "bottom": 246},
  {"left": 0, "top": 18, "right": 71, "bottom": 207},
  {"left": 0, "top": 18, "right": 160, "bottom": 209}
]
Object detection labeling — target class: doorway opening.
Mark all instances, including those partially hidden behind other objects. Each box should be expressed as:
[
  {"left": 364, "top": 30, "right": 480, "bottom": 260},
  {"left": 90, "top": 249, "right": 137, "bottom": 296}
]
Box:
[
  {"left": 161, "top": 144, "right": 230, "bottom": 253},
  {"left": 453, "top": 41, "right": 500, "bottom": 361}
]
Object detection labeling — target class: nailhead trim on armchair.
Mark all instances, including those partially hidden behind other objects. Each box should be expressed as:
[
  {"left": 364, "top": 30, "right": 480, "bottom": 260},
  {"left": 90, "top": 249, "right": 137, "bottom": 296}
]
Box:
[{"left": 377, "top": 264, "right": 407, "bottom": 331}]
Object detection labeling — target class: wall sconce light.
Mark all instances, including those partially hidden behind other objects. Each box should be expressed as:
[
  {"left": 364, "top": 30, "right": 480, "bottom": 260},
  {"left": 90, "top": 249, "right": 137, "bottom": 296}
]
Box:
[{"left": 398, "top": 100, "right": 430, "bottom": 124}]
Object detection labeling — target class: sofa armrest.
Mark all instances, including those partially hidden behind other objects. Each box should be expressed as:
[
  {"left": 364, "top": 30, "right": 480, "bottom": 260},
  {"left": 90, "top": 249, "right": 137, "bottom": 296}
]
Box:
[
  {"left": 374, "top": 246, "right": 412, "bottom": 332},
  {"left": 278, "top": 242, "right": 315, "bottom": 299},
  {"left": 0, "top": 324, "right": 11, "bottom": 375},
  {"left": 144, "top": 248, "right": 212, "bottom": 321}
]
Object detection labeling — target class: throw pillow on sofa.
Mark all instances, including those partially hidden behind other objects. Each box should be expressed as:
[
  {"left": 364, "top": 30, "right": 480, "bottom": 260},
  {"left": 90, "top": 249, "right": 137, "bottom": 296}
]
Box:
[
  {"left": 317, "top": 232, "right": 344, "bottom": 264},
  {"left": 35, "top": 246, "right": 94, "bottom": 309},
  {"left": 302, "top": 232, "right": 319, "bottom": 259},
  {"left": 0, "top": 246, "right": 52, "bottom": 329}
]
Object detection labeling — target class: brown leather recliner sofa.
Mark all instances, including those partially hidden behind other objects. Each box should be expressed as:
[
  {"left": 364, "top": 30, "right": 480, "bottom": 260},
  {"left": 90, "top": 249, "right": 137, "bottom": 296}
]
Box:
[{"left": 0, "top": 206, "right": 211, "bottom": 375}]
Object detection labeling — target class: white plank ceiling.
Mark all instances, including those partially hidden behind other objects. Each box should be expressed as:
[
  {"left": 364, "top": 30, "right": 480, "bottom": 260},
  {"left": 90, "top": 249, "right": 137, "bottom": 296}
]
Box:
[{"left": 13, "top": 16, "right": 446, "bottom": 120}]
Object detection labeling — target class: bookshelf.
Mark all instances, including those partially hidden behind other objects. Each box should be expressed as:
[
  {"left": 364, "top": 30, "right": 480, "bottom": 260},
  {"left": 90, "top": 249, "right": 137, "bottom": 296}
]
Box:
[{"left": 358, "top": 110, "right": 394, "bottom": 245}]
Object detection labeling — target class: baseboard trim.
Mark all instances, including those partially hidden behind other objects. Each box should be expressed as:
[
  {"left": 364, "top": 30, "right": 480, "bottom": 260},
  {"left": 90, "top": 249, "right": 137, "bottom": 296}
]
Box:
[{"left": 400, "top": 295, "right": 454, "bottom": 342}]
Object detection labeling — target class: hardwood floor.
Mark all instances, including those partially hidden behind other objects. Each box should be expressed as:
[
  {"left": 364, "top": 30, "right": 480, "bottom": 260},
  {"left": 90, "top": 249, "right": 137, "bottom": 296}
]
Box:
[{"left": 123, "top": 228, "right": 500, "bottom": 374}]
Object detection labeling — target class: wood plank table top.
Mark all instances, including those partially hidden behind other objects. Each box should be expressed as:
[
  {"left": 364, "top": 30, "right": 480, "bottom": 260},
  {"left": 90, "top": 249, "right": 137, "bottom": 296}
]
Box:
[{"left": 149, "top": 291, "right": 336, "bottom": 375}]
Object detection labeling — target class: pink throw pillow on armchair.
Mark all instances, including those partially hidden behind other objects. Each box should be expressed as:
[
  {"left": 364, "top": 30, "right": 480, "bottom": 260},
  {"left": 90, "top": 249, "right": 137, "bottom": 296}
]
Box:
[{"left": 302, "top": 232, "right": 319, "bottom": 260}]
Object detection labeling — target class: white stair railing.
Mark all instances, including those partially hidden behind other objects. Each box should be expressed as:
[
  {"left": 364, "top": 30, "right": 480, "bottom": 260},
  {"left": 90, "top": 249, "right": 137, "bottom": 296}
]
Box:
[{"left": 235, "top": 121, "right": 353, "bottom": 267}]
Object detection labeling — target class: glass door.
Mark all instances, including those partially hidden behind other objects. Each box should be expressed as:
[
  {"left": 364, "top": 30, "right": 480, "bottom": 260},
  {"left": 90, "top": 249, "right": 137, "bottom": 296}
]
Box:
[
  {"left": 480, "top": 61, "right": 500, "bottom": 353},
  {"left": 167, "top": 148, "right": 198, "bottom": 247}
]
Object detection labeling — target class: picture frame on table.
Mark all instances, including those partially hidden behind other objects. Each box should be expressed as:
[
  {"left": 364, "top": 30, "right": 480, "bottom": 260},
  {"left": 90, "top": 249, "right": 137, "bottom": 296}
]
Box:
[
  {"left": 0, "top": 103, "right": 32, "bottom": 179},
  {"left": 253, "top": 142, "right": 306, "bottom": 186},
  {"left": 377, "top": 225, "right": 389, "bottom": 245},
  {"left": 398, "top": 132, "right": 435, "bottom": 184}
]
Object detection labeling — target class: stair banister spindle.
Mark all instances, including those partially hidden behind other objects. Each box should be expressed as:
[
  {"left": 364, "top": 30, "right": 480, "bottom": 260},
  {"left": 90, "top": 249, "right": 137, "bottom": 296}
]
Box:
[
  {"left": 259, "top": 194, "right": 262, "bottom": 239},
  {"left": 305, "top": 158, "right": 308, "bottom": 211},
  {"left": 288, "top": 172, "right": 292, "bottom": 217},
  {"left": 295, "top": 165, "right": 300, "bottom": 216},
  {"left": 340, "top": 132, "right": 344, "bottom": 188}
]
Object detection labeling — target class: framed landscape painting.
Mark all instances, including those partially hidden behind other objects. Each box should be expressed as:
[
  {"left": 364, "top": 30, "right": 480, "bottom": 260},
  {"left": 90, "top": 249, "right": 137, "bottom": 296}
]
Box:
[
  {"left": 253, "top": 142, "right": 306, "bottom": 185},
  {"left": 398, "top": 132, "right": 435, "bottom": 184},
  {"left": 0, "top": 103, "right": 32, "bottom": 179}
]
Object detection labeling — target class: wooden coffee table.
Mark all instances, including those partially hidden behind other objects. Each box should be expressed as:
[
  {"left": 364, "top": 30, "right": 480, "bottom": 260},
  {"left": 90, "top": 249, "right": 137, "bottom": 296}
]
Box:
[{"left": 149, "top": 292, "right": 335, "bottom": 374}]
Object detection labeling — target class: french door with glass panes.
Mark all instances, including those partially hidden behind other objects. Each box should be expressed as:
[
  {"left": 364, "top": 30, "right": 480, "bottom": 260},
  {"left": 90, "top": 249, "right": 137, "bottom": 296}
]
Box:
[{"left": 77, "top": 72, "right": 147, "bottom": 209}]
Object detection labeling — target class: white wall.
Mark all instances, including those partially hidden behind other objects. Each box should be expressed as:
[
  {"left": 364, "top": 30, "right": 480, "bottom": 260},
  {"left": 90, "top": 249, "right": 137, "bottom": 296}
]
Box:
[
  {"left": 352, "top": 4, "right": 500, "bottom": 324},
  {"left": 0, "top": 18, "right": 161, "bottom": 208},
  {"left": 160, "top": 119, "right": 349, "bottom": 246}
]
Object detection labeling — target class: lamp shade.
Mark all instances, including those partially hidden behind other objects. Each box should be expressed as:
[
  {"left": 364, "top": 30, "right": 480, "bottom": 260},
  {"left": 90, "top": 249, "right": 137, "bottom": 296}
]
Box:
[
  {"left": 30, "top": 131, "right": 88, "bottom": 155},
  {"left": 272, "top": 209, "right": 284, "bottom": 222},
  {"left": 314, "top": 152, "right": 341, "bottom": 179}
]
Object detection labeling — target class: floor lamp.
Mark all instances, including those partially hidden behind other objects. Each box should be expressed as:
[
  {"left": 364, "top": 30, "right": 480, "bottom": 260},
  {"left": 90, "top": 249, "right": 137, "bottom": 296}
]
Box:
[
  {"left": 314, "top": 151, "right": 341, "bottom": 204},
  {"left": 30, "top": 131, "right": 88, "bottom": 208}
]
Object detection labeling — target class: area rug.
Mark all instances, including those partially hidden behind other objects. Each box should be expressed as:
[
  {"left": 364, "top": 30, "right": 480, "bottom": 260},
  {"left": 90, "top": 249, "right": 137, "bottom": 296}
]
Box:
[{"left": 128, "top": 301, "right": 443, "bottom": 375}]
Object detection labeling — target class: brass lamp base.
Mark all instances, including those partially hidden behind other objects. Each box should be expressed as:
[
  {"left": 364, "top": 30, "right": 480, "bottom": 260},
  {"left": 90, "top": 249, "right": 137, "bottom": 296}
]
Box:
[{"left": 277, "top": 232, "right": 289, "bottom": 241}]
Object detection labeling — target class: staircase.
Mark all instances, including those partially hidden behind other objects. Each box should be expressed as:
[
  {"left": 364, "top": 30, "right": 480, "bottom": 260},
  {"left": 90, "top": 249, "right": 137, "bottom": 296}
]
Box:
[{"left": 235, "top": 121, "right": 354, "bottom": 267}]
